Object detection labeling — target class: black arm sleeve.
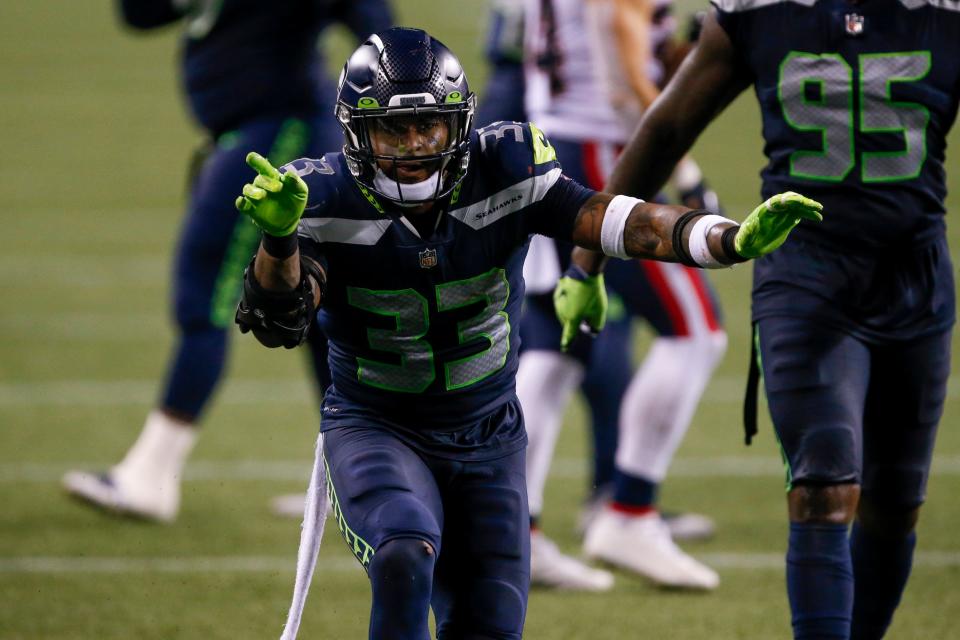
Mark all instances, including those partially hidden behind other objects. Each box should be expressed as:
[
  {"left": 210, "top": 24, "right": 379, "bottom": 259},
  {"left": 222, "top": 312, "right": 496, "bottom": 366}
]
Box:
[
  {"left": 526, "top": 174, "right": 597, "bottom": 241},
  {"left": 117, "top": 0, "right": 184, "bottom": 30}
]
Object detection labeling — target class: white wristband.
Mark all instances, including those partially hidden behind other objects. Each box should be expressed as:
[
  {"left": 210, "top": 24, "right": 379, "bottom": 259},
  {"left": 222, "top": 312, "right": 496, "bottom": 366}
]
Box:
[
  {"left": 600, "top": 195, "right": 643, "bottom": 259},
  {"left": 688, "top": 214, "right": 736, "bottom": 268}
]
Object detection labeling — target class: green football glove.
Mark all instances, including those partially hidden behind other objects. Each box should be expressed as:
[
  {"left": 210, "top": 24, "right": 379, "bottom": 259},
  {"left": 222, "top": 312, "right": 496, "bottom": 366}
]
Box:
[
  {"left": 235, "top": 152, "right": 308, "bottom": 237},
  {"left": 734, "top": 191, "right": 823, "bottom": 258},
  {"left": 554, "top": 267, "right": 608, "bottom": 352}
]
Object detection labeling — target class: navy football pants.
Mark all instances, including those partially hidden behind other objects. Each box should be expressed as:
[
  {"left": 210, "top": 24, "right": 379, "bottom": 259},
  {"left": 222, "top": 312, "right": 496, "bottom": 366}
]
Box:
[
  {"left": 759, "top": 316, "right": 951, "bottom": 507},
  {"left": 324, "top": 420, "right": 530, "bottom": 639}
]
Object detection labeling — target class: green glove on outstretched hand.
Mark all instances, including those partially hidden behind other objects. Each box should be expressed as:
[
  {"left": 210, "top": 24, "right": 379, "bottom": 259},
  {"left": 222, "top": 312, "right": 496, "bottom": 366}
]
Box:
[
  {"left": 554, "top": 269, "right": 608, "bottom": 352},
  {"left": 734, "top": 191, "right": 823, "bottom": 259},
  {"left": 235, "top": 152, "right": 308, "bottom": 237}
]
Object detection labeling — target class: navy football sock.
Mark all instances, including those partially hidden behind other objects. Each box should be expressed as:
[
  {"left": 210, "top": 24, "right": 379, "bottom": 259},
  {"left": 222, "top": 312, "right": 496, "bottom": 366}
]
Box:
[
  {"left": 581, "top": 316, "right": 631, "bottom": 492},
  {"left": 787, "top": 522, "right": 853, "bottom": 640},
  {"left": 582, "top": 373, "right": 621, "bottom": 491},
  {"left": 611, "top": 471, "right": 658, "bottom": 512},
  {"left": 850, "top": 522, "right": 916, "bottom": 640},
  {"left": 161, "top": 328, "right": 227, "bottom": 420},
  {"left": 368, "top": 538, "right": 435, "bottom": 640}
]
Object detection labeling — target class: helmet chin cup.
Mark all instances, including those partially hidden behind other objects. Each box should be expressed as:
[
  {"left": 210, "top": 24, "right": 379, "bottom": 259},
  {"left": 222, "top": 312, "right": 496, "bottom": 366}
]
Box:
[{"left": 335, "top": 27, "right": 475, "bottom": 206}]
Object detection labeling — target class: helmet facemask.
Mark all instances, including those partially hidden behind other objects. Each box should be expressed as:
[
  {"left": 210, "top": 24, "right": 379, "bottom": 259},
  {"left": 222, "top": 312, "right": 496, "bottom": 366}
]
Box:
[{"left": 338, "top": 96, "right": 476, "bottom": 207}]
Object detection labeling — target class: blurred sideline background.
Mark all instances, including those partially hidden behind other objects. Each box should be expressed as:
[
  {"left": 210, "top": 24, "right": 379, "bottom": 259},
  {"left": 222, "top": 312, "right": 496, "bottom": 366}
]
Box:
[{"left": 1, "top": 1, "right": 958, "bottom": 638}]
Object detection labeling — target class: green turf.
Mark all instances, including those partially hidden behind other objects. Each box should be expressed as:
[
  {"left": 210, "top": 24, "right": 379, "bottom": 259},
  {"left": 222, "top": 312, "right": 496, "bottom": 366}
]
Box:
[{"left": 2, "top": 1, "right": 958, "bottom": 638}]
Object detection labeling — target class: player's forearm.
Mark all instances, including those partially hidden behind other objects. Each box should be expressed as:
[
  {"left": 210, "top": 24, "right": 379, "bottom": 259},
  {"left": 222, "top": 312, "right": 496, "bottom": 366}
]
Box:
[
  {"left": 254, "top": 244, "right": 301, "bottom": 292},
  {"left": 623, "top": 202, "right": 739, "bottom": 264},
  {"left": 571, "top": 193, "right": 743, "bottom": 266}
]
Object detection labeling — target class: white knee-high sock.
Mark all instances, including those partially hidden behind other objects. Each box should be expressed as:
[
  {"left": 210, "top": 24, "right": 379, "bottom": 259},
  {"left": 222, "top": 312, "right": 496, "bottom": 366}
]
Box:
[
  {"left": 517, "top": 350, "right": 584, "bottom": 517},
  {"left": 615, "top": 331, "right": 727, "bottom": 483}
]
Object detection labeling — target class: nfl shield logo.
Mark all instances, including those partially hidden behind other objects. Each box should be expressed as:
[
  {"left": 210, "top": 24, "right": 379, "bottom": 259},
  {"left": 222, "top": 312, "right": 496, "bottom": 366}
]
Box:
[
  {"left": 845, "top": 13, "right": 864, "bottom": 36},
  {"left": 419, "top": 248, "right": 438, "bottom": 269}
]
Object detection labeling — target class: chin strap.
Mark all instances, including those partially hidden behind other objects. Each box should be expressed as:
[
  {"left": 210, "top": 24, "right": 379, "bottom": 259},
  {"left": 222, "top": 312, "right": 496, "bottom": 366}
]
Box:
[{"left": 373, "top": 169, "right": 443, "bottom": 204}]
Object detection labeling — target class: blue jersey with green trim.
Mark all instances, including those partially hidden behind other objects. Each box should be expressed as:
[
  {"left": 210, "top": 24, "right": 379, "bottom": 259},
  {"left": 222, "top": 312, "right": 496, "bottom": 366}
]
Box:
[
  {"left": 714, "top": 0, "right": 960, "bottom": 251},
  {"left": 286, "top": 122, "right": 594, "bottom": 428}
]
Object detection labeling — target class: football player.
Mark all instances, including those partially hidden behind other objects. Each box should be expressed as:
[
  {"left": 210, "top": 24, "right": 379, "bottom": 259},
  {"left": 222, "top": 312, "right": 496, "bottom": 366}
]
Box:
[
  {"left": 563, "top": 2, "right": 959, "bottom": 638},
  {"left": 62, "top": 0, "right": 393, "bottom": 522},
  {"left": 234, "top": 27, "right": 821, "bottom": 638},
  {"left": 519, "top": 0, "right": 727, "bottom": 590}
]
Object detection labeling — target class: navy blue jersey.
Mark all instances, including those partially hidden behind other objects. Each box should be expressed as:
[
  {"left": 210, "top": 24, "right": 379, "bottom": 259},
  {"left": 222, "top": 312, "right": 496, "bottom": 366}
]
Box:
[
  {"left": 714, "top": 0, "right": 960, "bottom": 251},
  {"left": 287, "top": 122, "right": 595, "bottom": 429},
  {"left": 118, "top": 0, "right": 392, "bottom": 135}
]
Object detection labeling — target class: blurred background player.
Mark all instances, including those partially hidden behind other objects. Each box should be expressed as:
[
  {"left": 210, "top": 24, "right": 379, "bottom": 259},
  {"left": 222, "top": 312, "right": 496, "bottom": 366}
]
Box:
[
  {"left": 517, "top": 0, "right": 727, "bottom": 591},
  {"left": 62, "top": 0, "right": 392, "bottom": 523},
  {"left": 602, "top": 3, "right": 959, "bottom": 638},
  {"left": 476, "top": 0, "right": 526, "bottom": 128}
]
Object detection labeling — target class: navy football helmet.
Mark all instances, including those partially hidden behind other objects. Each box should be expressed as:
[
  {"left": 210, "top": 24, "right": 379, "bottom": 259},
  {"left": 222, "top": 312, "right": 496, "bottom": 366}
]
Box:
[{"left": 335, "top": 27, "right": 476, "bottom": 205}]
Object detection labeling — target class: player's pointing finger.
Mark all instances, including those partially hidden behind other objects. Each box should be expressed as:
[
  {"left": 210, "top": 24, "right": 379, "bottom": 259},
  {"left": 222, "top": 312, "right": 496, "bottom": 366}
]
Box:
[{"left": 246, "top": 151, "right": 281, "bottom": 179}]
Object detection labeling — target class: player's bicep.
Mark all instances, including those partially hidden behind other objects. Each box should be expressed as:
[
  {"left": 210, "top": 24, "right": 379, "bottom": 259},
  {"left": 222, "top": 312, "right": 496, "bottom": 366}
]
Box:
[
  {"left": 654, "top": 11, "right": 750, "bottom": 131},
  {"left": 567, "top": 193, "right": 611, "bottom": 251}
]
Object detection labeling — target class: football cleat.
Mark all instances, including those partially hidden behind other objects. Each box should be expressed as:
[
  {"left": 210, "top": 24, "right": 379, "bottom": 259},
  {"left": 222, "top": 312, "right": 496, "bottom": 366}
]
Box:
[
  {"left": 662, "top": 511, "right": 717, "bottom": 542},
  {"left": 62, "top": 411, "right": 196, "bottom": 523},
  {"left": 583, "top": 509, "right": 719, "bottom": 590},
  {"left": 577, "top": 491, "right": 716, "bottom": 542},
  {"left": 62, "top": 467, "right": 179, "bottom": 523},
  {"left": 575, "top": 488, "right": 612, "bottom": 537},
  {"left": 531, "top": 530, "right": 614, "bottom": 592}
]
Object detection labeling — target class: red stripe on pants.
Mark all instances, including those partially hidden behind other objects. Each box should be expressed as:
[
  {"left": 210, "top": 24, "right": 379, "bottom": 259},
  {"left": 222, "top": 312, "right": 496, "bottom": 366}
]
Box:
[
  {"left": 682, "top": 267, "right": 722, "bottom": 332},
  {"left": 639, "top": 261, "right": 690, "bottom": 336}
]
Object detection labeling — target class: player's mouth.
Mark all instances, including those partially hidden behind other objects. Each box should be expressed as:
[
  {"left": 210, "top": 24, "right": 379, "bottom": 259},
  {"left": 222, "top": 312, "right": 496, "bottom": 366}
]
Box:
[{"left": 393, "top": 161, "right": 435, "bottom": 183}]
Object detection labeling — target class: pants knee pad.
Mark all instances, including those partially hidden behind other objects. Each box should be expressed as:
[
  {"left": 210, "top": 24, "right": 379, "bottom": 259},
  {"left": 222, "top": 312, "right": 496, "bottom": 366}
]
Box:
[{"left": 369, "top": 538, "right": 435, "bottom": 586}]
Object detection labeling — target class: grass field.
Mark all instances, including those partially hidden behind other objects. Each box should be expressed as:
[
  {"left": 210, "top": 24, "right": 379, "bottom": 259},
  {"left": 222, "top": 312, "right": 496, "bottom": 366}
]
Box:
[{"left": 2, "top": 1, "right": 959, "bottom": 638}]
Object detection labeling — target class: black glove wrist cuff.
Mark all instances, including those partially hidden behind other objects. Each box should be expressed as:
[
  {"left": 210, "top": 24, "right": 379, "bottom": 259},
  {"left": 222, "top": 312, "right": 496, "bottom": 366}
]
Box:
[
  {"left": 261, "top": 231, "right": 299, "bottom": 260},
  {"left": 721, "top": 226, "right": 748, "bottom": 263},
  {"left": 672, "top": 209, "right": 710, "bottom": 267}
]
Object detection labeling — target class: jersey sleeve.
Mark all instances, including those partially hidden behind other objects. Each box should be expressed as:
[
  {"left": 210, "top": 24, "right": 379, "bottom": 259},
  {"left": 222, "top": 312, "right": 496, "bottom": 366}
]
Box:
[
  {"left": 280, "top": 155, "right": 342, "bottom": 250},
  {"left": 710, "top": 0, "right": 744, "bottom": 46},
  {"left": 469, "top": 121, "right": 597, "bottom": 240},
  {"left": 529, "top": 173, "right": 596, "bottom": 240}
]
